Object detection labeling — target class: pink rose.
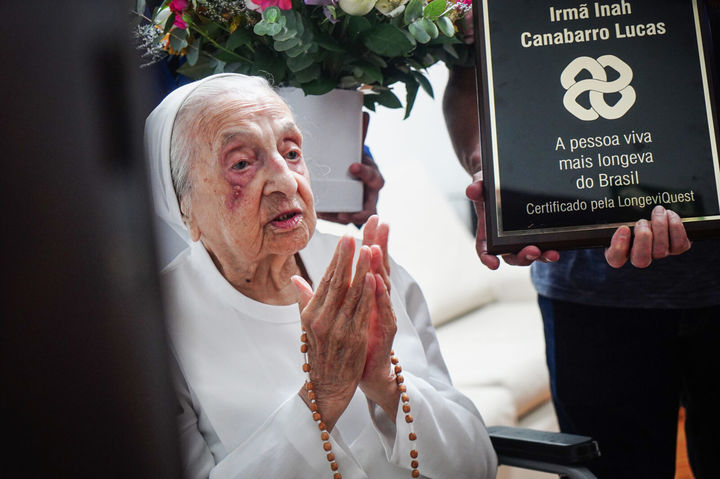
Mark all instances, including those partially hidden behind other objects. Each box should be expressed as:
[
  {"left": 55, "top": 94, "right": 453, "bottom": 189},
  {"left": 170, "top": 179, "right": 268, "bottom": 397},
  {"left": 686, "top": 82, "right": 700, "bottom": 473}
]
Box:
[
  {"left": 247, "top": 0, "right": 293, "bottom": 11},
  {"left": 169, "top": 0, "right": 189, "bottom": 13}
]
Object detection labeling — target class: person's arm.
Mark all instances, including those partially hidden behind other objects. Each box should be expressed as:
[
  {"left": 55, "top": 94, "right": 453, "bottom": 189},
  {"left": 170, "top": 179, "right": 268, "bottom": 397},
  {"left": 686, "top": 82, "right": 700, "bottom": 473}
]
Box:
[
  {"left": 365, "top": 257, "right": 498, "bottom": 478},
  {"left": 443, "top": 67, "right": 559, "bottom": 269}
]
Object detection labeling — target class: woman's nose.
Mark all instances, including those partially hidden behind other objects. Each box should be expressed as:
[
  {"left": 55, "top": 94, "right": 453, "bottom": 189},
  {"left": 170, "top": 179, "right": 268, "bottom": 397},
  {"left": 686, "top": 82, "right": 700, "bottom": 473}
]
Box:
[{"left": 263, "top": 153, "right": 298, "bottom": 197}]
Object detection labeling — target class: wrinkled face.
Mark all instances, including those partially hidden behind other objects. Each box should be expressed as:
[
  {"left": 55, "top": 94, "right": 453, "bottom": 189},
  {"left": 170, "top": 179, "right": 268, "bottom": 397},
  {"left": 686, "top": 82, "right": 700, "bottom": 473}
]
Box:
[{"left": 183, "top": 93, "right": 316, "bottom": 268}]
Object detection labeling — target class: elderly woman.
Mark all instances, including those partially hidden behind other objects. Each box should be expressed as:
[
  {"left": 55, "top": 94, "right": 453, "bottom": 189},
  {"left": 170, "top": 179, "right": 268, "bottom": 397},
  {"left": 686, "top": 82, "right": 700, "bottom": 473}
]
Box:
[{"left": 145, "top": 73, "right": 496, "bottom": 479}]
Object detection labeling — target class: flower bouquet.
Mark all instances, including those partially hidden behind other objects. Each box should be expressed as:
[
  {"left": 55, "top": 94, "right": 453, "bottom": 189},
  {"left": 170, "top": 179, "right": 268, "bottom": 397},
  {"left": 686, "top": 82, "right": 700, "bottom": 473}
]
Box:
[{"left": 136, "top": 0, "right": 472, "bottom": 117}]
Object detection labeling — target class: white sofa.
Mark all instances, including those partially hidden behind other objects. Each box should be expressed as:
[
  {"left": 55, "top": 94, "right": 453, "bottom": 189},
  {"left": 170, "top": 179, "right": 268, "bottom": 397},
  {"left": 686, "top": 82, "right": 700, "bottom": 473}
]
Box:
[{"left": 317, "top": 163, "right": 560, "bottom": 478}]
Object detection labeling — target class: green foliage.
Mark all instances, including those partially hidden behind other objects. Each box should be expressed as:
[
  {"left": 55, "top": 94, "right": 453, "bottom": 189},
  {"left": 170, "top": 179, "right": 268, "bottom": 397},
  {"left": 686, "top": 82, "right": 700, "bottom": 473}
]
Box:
[{"left": 141, "top": 0, "right": 473, "bottom": 115}]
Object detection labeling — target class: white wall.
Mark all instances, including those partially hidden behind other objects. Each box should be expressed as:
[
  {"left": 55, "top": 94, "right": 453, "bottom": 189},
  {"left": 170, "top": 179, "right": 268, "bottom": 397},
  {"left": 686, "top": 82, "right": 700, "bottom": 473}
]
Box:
[{"left": 364, "top": 64, "right": 475, "bottom": 229}]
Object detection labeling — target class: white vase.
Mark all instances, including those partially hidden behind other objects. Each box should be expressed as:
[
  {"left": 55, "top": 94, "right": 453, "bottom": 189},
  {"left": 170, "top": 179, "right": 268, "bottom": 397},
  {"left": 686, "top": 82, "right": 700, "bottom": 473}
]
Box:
[{"left": 277, "top": 88, "right": 364, "bottom": 213}]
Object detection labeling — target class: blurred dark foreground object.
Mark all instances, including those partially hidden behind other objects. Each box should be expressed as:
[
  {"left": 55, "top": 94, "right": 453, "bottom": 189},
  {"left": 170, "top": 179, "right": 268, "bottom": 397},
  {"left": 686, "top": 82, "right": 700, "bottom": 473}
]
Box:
[{"left": 0, "top": 2, "right": 181, "bottom": 477}]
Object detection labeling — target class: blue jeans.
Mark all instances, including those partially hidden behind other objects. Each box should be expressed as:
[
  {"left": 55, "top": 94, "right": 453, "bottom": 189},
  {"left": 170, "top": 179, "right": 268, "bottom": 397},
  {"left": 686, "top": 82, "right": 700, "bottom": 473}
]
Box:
[{"left": 538, "top": 296, "right": 720, "bottom": 479}]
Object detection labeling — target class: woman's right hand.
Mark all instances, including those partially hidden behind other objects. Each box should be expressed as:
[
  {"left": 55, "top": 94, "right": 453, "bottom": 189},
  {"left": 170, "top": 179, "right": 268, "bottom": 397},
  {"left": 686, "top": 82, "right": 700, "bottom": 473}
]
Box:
[{"left": 291, "top": 236, "right": 377, "bottom": 430}]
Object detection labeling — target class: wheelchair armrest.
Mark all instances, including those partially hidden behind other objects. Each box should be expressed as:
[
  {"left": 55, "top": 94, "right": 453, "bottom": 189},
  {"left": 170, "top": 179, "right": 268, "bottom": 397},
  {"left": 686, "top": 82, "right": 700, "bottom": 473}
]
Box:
[{"left": 489, "top": 426, "right": 600, "bottom": 465}]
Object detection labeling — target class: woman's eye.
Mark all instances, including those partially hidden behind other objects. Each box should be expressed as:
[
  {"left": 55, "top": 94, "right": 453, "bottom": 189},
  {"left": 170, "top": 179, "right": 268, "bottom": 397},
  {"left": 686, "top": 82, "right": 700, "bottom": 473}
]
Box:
[
  {"left": 286, "top": 150, "right": 301, "bottom": 161},
  {"left": 232, "top": 160, "right": 249, "bottom": 171}
]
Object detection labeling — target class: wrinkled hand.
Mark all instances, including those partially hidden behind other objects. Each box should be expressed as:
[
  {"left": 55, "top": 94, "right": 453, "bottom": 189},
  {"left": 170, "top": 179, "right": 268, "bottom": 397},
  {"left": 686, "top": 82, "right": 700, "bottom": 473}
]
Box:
[
  {"left": 292, "top": 236, "right": 376, "bottom": 430},
  {"left": 318, "top": 113, "right": 385, "bottom": 226},
  {"left": 358, "top": 217, "right": 398, "bottom": 418},
  {"left": 605, "top": 205, "right": 691, "bottom": 268},
  {"left": 466, "top": 173, "right": 560, "bottom": 269}
]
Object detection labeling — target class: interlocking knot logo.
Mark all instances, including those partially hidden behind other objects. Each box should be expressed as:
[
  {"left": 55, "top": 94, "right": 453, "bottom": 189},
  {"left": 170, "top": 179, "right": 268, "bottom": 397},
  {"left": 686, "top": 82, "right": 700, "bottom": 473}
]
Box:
[{"left": 561, "top": 55, "right": 636, "bottom": 121}]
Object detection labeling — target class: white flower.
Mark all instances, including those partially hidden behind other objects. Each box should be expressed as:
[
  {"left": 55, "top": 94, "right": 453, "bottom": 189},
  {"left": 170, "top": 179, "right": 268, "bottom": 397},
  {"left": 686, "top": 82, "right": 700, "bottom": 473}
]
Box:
[
  {"left": 374, "top": 0, "right": 410, "bottom": 16},
  {"left": 154, "top": 7, "right": 172, "bottom": 26},
  {"left": 338, "top": 0, "right": 378, "bottom": 16}
]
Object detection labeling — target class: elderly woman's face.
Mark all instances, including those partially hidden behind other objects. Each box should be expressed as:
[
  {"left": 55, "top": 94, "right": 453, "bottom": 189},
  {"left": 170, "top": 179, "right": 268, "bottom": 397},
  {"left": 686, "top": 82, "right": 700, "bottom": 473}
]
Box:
[{"left": 184, "top": 93, "right": 316, "bottom": 266}]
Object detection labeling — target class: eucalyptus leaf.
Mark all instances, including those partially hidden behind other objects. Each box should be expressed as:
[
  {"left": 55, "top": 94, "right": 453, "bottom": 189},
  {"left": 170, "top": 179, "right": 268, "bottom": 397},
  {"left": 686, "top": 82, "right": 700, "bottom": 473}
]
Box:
[
  {"left": 423, "top": 0, "right": 446, "bottom": 19},
  {"left": 362, "top": 24, "right": 414, "bottom": 57},
  {"left": 226, "top": 27, "right": 251, "bottom": 50},
  {"left": 169, "top": 29, "right": 189, "bottom": 51},
  {"left": 294, "top": 63, "right": 321, "bottom": 83},
  {"left": 254, "top": 22, "right": 270, "bottom": 36},
  {"left": 273, "top": 27, "right": 297, "bottom": 42},
  {"left": 264, "top": 6, "right": 280, "bottom": 22},
  {"left": 287, "top": 53, "right": 315, "bottom": 72},
  {"left": 266, "top": 23, "right": 283, "bottom": 36},
  {"left": 186, "top": 39, "right": 200, "bottom": 65},
  {"left": 436, "top": 15, "right": 454, "bottom": 37},
  {"left": 422, "top": 18, "right": 439, "bottom": 39},
  {"left": 408, "top": 20, "right": 430, "bottom": 44},
  {"left": 403, "top": 0, "right": 424, "bottom": 24},
  {"left": 274, "top": 36, "right": 300, "bottom": 51},
  {"left": 286, "top": 42, "right": 310, "bottom": 58}
]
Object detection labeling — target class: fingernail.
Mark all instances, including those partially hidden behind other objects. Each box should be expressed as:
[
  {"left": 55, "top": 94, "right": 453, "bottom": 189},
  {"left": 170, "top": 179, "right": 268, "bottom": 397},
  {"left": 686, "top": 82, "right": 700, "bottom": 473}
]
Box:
[
  {"left": 526, "top": 254, "right": 539, "bottom": 261},
  {"left": 652, "top": 205, "right": 665, "bottom": 216},
  {"left": 636, "top": 219, "right": 649, "bottom": 229},
  {"left": 349, "top": 163, "right": 361, "bottom": 173}
]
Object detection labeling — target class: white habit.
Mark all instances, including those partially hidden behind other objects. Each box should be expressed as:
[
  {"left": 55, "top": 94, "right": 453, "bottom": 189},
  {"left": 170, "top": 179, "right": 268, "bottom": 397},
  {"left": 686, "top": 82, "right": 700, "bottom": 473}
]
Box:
[{"left": 164, "top": 231, "right": 497, "bottom": 479}]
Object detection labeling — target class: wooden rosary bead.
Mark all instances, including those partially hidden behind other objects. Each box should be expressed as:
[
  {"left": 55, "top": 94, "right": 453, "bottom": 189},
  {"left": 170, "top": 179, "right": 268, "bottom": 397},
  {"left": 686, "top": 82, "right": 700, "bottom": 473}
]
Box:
[{"left": 302, "top": 335, "right": 418, "bottom": 477}]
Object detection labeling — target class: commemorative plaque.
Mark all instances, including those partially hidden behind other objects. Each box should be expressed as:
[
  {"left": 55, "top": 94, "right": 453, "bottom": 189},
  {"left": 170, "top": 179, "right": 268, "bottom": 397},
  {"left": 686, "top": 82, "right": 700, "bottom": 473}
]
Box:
[{"left": 474, "top": 0, "right": 720, "bottom": 253}]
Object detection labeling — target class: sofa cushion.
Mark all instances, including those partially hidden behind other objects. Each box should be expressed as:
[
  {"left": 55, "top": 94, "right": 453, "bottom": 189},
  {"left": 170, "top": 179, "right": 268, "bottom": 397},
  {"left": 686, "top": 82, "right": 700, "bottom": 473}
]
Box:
[
  {"left": 436, "top": 302, "right": 551, "bottom": 417},
  {"left": 376, "top": 164, "right": 497, "bottom": 326}
]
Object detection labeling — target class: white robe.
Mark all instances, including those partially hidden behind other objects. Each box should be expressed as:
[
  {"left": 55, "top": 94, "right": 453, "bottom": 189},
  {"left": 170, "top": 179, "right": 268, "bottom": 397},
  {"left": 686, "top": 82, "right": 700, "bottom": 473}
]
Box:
[{"left": 163, "top": 230, "right": 497, "bottom": 479}]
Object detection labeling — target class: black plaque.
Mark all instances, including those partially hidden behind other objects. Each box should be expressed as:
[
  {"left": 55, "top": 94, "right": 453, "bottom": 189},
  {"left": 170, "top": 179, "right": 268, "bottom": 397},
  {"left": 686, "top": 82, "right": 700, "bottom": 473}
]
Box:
[{"left": 474, "top": 0, "right": 720, "bottom": 253}]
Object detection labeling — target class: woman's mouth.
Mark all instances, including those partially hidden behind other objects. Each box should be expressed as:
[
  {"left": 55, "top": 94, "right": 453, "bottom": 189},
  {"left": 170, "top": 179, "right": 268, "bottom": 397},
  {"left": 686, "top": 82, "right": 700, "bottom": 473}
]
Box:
[{"left": 270, "top": 210, "right": 302, "bottom": 229}]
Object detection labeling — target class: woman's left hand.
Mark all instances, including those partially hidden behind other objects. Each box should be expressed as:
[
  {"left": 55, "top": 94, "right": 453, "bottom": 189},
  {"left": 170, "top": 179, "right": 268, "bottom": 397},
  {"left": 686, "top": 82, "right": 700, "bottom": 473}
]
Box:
[{"left": 359, "top": 217, "right": 400, "bottom": 420}]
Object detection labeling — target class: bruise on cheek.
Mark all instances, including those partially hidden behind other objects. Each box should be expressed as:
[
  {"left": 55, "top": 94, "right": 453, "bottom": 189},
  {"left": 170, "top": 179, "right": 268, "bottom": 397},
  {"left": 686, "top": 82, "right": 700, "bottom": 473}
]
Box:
[{"left": 225, "top": 184, "right": 244, "bottom": 211}]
